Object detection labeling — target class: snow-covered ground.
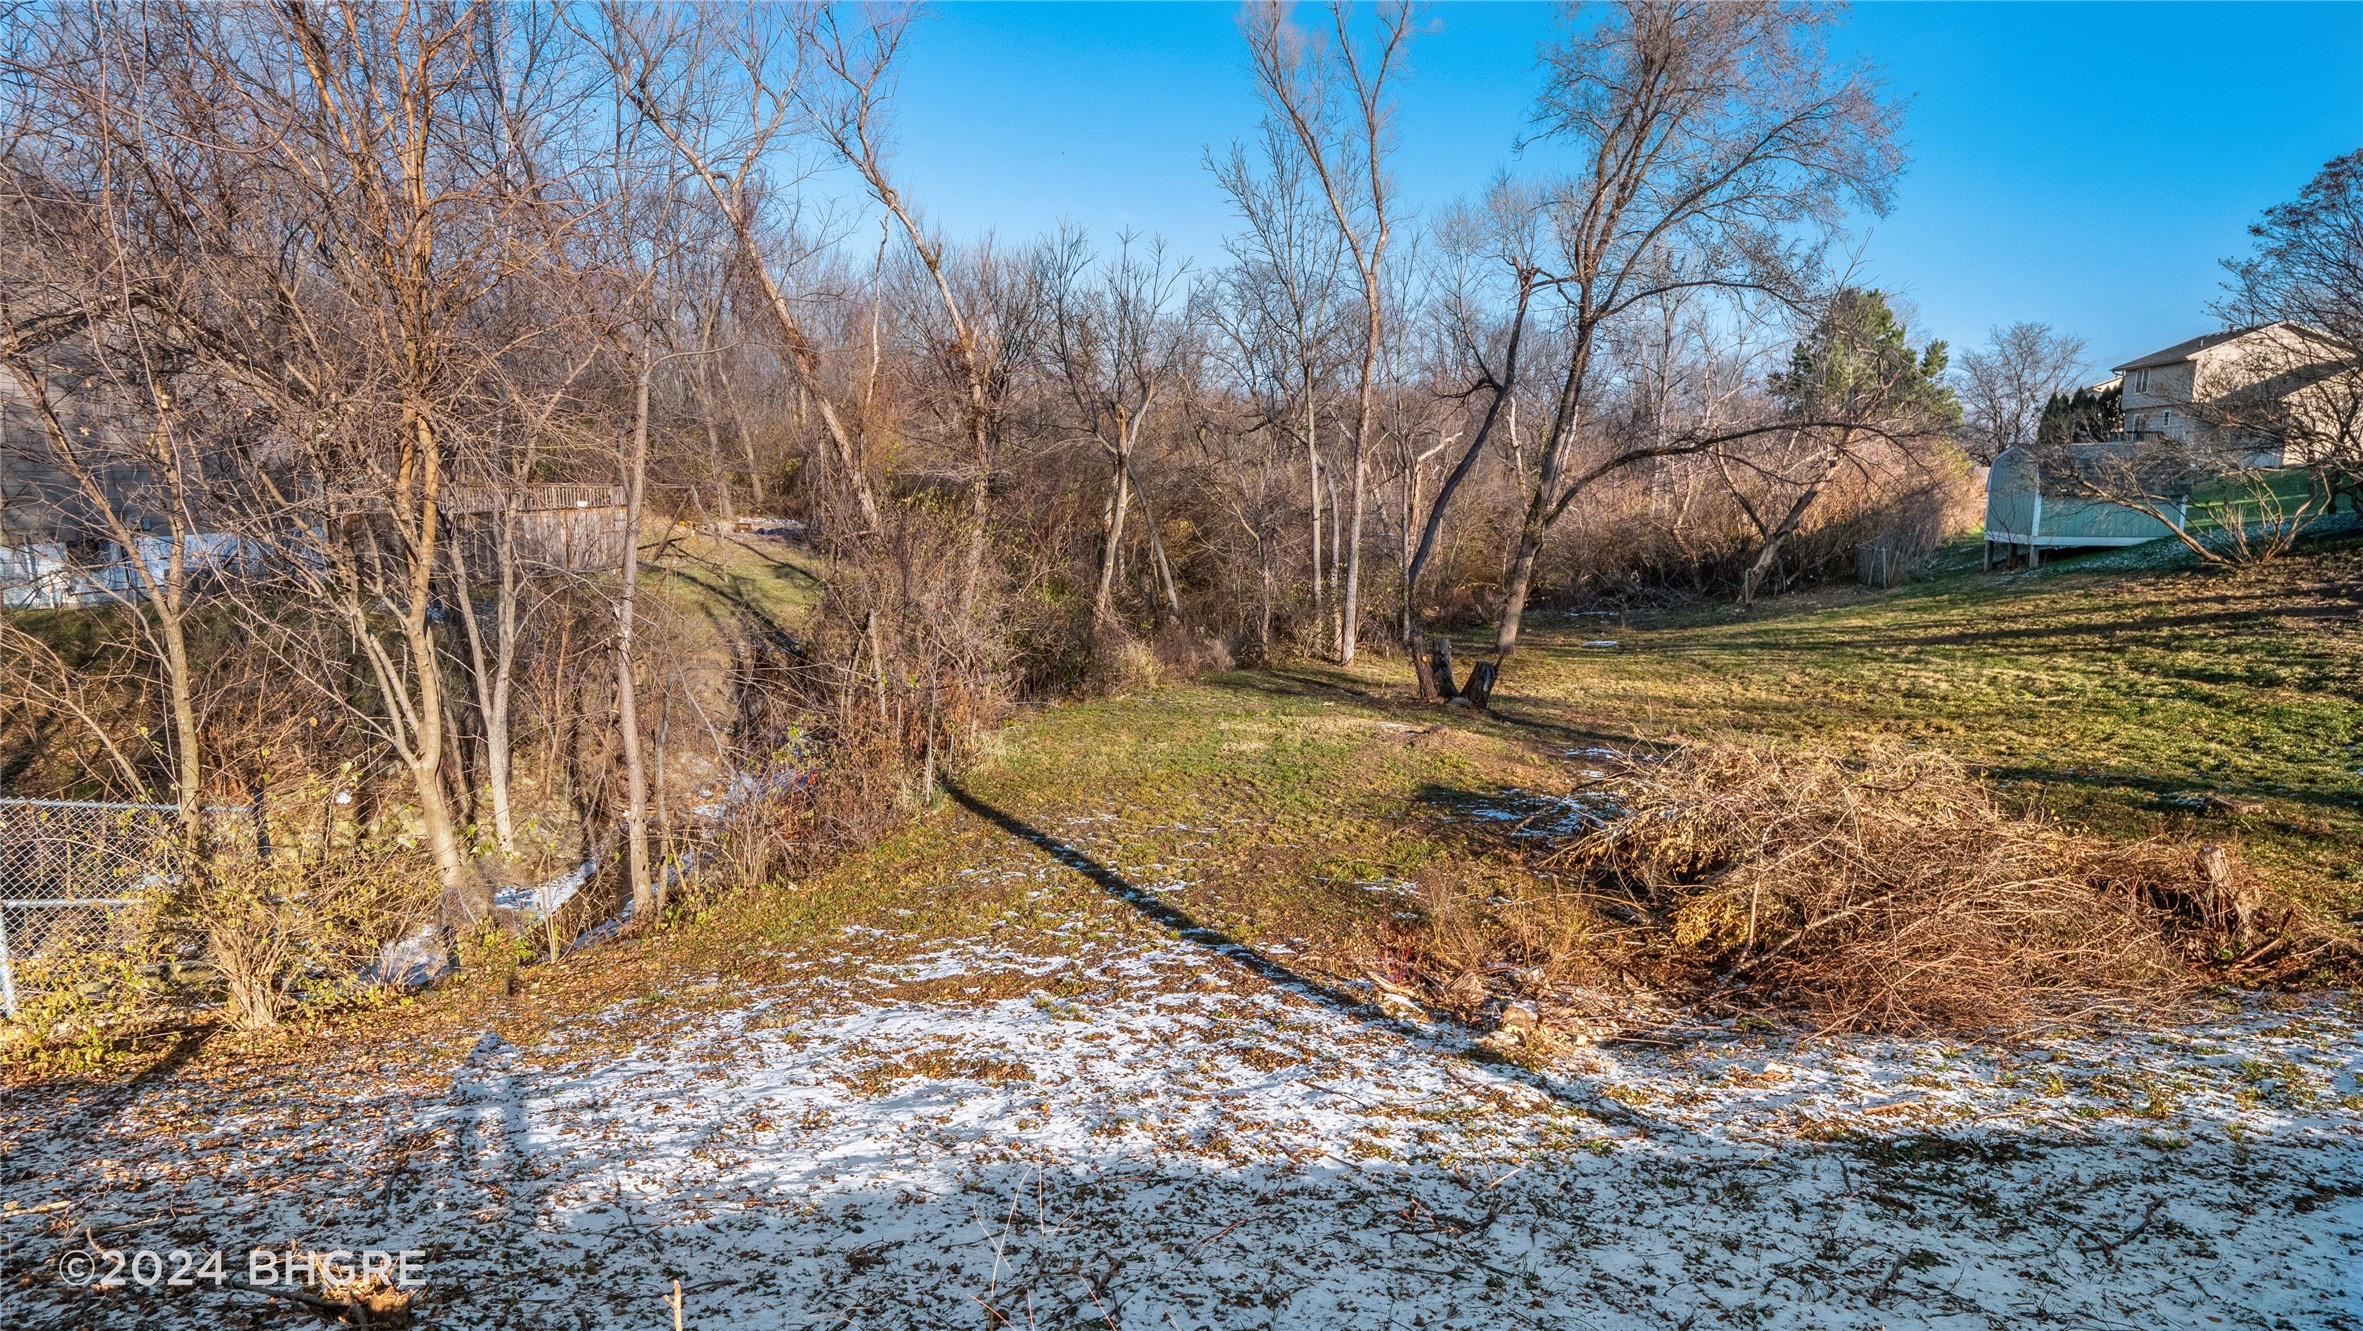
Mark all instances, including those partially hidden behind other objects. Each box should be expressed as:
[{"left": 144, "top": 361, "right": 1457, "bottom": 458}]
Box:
[{"left": 7, "top": 923, "right": 2359, "bottom": 1330}]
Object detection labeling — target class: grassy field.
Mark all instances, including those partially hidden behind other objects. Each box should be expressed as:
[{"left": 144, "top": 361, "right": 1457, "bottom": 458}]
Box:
[
  {"left": 1498, "top": 535, "right": 2363, "bottom": 902},
  {"left": 721, "top": 529, "right": 2363, "bottom": 990},
  {"left": 13, "top": 532, "right": 2354, "bottom": 1331}
]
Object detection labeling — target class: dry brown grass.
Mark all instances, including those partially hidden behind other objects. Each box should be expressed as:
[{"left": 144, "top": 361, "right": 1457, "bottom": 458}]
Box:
[{"left": 1390, "top": 746, "right": 2350, "bottom": 1038}]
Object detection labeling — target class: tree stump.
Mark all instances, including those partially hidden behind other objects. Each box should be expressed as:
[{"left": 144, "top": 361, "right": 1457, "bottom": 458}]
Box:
[
  {"left": 1426, "top": 635, "right": 1459, "bottom": 699},
  {"left": 1462, "top": 659, "right": 1499, "bottom": 711}
]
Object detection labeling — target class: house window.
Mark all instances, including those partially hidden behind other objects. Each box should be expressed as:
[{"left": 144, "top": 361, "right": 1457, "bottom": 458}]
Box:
[{"left": 2133, "top": 369, "right": 2149, "bottom": 391}]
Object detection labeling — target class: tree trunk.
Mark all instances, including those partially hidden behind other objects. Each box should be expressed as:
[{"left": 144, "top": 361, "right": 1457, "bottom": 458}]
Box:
[
  {"left": 361, "top": 608, "right": 473, "bottom": 910},
  {"left": 1460, "top": 659, "right": 1498, "bottom": 711},
  {"left": 1341, "top": 433, "right": 1367, "bottom": 665},
  {"left": 409, "top": 755, "right": 469, "bottom": 898},
  {"left": 717, "top": 362, "right": 766, "bottom": 510},
  {"left": 1258, "top": 550, "right": 1274, "bottom": 655},
  {"left": 384, "top": 413, "right": 475, "bottom": 907},
  {"left": 1405, "top": 278, "right": 1532, "bottom": 688},
  {"left": 700, "top": 410, "right": 735, "bottom": 524},
  {"left": 1492, "top": 328, "right": 1596, "bottom": 658},
  {"left": 1417, "top": 634, "right": 1456, "bottom": 701},
  {"left": 1324, "top": 459, "right": 1345, "bottom": 655},
  {"left": 1493, "top": 533, "right": 1543, "bottom": 659},
  {"left": 157, "top": 589, "right": 203, "bottom": 845},
  {"left": 1091, "top": 443, "right": 1133, "bottom": 633},
  {"left": 444, "top": 526, "right": 518, "bottom": 858},
  {"left": 963, "top": 420, "right": 992, "bottom": 615},
  {"left": 1304, "top": 386, "right": 1325, "bottom": 655},
  {"left": 617, "top": 342, "right": 655, "bottom": 919},
  {"left": 1738, "top": 433, "right": 1851, "bottom": 610},
  {"left": 1124, "top": 451, "right": 1182, "bottom": 620},
  {"left": 1399, "top": 440, "right": 1421, "bottom": 652},
  {"left": 484, "top": 505, "right": 522, "bottom": 859}
]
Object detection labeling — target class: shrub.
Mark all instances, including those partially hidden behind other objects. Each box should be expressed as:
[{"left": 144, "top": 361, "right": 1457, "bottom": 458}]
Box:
[{"left": 194, "top": 845, "right": 443, "bottom": 1030}]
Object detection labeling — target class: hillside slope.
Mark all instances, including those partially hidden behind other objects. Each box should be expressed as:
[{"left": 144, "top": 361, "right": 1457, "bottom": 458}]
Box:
[{"left": 9, "top": 536, "right": 2361, "bottom": 1331}]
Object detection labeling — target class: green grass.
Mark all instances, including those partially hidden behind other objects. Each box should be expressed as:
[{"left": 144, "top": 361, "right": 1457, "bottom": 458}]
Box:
[
  {"left": 1492, "top": 533, "right": 2363, "bottom": 904},
  {"left": 645, "top": 528, "right": 825, "bottom": 637},
  {"left": 724, "top": 675, "right": 1567, "bottom": 984},
  {"left": 736, "top": 530, "right": 2362, "bottom": 979},
  {"left": 60, "top": 529, "right": 2345, "bottom": 1069}
]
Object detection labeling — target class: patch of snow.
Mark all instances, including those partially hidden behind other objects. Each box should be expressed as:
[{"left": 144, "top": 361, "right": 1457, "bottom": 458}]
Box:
[
  {"left": 492, "top": 860, "right": 593, "bottom": 919},
  {"left": 1445, "top": 787, "right": 1627, "bottom": 837},
  {"left": 357, "top": 923, "right": 453, "bottom": 991},
  {"left": 14, "top": 926, "right": 2356, "bottom": 1330}
]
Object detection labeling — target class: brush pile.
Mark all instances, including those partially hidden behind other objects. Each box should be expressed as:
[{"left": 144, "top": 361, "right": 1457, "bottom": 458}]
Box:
[{"left": 1549, "top": 746, "right": 2343, "bottom": 1031}]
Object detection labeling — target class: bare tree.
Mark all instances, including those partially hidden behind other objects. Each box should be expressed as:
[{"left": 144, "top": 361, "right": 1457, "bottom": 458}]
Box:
[
  {"left": 1241, "top": 1, "right": 1414, "bottom": 665},
  {"left": 2, "top": 1, "right": 573, "bottom": 901},
  {"left": 1399, "top": 186, "right": 1541, "bottom": 691},
  {"left": 1489, "top": 1, "right": 1902, "bottom": 656},
  {"left": 1957, "top": 322, "right": 2087, "bottom": 463},
  {"left": 1044, "top": 230, "right": 1191, "bottom": 637},
  {"left": 1208, "top": 118, "right": 1350, "bottom": 652},
  {"left": 591, "top": 4, "right": 885, "bottom": 532},
  {"left": 800, "top": 6, "right": 1042, "bottom": 609},
  {"left": 2217, "top": 150, "right": 2363, "bottom": 484},
  {"left": 1732, "top": 288, "right": 1958, "bottom": 607},
  {"left": 0, "top": 288, "right": 213, "bottom": 837}
]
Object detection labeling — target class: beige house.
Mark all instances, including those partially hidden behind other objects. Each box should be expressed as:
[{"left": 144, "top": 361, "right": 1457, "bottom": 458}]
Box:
[
  {"left": 1983, "top": 322, "right": 2356, "bottom": 564},
  {"left": 2110, "top": 321, "right": 2356, "bottom": 466}
]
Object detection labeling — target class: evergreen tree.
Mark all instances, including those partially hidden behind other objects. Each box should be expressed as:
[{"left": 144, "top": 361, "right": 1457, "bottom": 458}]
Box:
[
  {"left": 2035, "top": 382, "right": 2122, "bottom": 447},
  {"left": 1771, "top": 287, "right": 1963, "bottom": 430}
]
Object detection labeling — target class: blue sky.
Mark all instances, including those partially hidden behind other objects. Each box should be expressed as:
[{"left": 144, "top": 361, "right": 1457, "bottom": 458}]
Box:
[{"left": 875, "top": 2, "right": 2362, "bottom": 376}]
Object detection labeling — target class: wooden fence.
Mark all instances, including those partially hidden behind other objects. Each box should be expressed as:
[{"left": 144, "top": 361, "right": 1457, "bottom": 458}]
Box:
[{"left": 442, "top": 485, "right": 629, "bottom": 573}]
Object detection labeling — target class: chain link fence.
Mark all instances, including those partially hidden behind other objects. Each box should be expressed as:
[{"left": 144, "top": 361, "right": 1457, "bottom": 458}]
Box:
[
  {"left": 0, "top": 896, "right": 155, "bottom": 1018},
  {"left": 0, "top": 798, "right": 219, "bottom": 1019}
]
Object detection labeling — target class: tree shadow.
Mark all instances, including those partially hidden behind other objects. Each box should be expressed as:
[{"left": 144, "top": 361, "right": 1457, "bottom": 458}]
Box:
[
  {"left": 1207, "top": 663, "right": 1647, "bottom": 759},
  {"left": 659, "top": 560, "right": 808, "bottom": 653},
  {"left": 1982, "top": 763, "right": 2362, "bottom": 816},
  {"left": 1724, "top": 600, "right": 2360, "bottom": 656},
  {"left": 941, "top": 778, "right": 1668, "bottom": 1132},
  {"left": 1220, "top": 662, "right": 1385, "bottom": 703},
  {"left": 944, "top": 778, "right": 1379, "bottom": 1013},
  {"left": 0, "top": 1024, "right": 215, "bottom": 1196}
]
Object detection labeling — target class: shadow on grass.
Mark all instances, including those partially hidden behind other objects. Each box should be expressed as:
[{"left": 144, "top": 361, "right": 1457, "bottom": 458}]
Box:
[
  {"left": 1225, "top": 663, "right": 1387, "bottom": 702},
  {"left": 1982, "top": 763, "right": 2363, "bottom": 817},
  {"left": 1697, "top": 600, "right": 2362, "bottom": 657},
  {"left": 940, "top": 777, "right": 1662, "bottom": 1130},
  {"left": 657, "top": 560, "right": 809, "bottom": 656},
  {"left": 944, "top": 777, "right": 1386, "bottom": 1013},
  {"left": 1208, "top": 662, "right": 1645, "bottom": 757}
]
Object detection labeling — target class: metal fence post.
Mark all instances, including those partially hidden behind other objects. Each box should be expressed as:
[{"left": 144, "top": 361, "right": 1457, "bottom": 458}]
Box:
[{"left": 0, "top": 909, "right": 17, "bottom": 1019}]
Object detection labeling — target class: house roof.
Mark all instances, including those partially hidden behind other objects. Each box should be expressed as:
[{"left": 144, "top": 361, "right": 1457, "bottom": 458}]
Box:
[{"left": 2110, "top": 325, "right": 2278, "bottom": 374}]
